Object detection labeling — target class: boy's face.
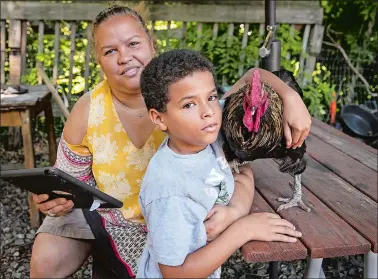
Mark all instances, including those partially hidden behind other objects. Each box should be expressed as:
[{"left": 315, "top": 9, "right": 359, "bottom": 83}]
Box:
[{"left": 151, "top": 70, "right": 222, "bottom": 154}]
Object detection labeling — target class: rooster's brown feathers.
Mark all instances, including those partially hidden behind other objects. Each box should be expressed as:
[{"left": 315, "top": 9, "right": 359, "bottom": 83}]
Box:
[{"left": 221, "top": 70, "right": 306, "bottom": 176}]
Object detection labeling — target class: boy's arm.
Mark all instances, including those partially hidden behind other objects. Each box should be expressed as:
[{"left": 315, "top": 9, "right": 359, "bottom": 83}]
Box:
[
  {"left": 159, "top": 222, "right": 246, "bottom": 278},
  {"left": 144, "top": 195, "right": 246, "bottom": 278},
  {"left": 160, "top": 211, "right": 302, "bottom": 278},
  {"left": 205, "top": 165, "right": 254, "bottom": 241},
  {"left": 228, "top": 165, "right": 254, "bottom": 217}
]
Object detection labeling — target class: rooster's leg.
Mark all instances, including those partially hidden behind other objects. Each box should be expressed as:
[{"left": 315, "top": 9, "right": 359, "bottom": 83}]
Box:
[
  {"left": 277, "top": 174, "right": 311, "bottom": 212},
  {"left": 229, "top": 160, "right": 240, "bottom": 174}
]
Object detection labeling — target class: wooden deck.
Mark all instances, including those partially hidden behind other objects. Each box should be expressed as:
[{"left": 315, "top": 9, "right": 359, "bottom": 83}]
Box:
[{"left": 241, "top": 118, "right": 377, "bottom": 278}]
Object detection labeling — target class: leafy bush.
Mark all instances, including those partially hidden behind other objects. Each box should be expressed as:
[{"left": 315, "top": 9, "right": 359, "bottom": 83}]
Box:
[
  {"left": 303, "top": 63, "right": 335, "bottom": 121},
  {"left": 4, "top": 18, "right": 335, "bottom": 129}
]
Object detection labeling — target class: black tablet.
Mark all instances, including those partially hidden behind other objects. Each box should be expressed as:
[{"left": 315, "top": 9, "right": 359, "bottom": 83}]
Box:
[{"left": 0, "top": 167, "right": 123, "bottom": 209}]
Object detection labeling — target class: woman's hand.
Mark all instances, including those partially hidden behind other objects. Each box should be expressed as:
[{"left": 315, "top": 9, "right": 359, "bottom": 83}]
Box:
[
  {"left": 282, "top": 93, "right": 311, "bottom": 149},
  {"left": 33, "top": 194, "right": 74, "bottom": 217}
]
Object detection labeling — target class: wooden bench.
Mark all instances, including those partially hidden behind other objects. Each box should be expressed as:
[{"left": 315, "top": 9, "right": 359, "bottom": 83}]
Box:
[
  {"left": 241, "top": 118, "right": 377, "bottom": 278},
  {"left": 0, "top": 85, "right": 57, "bottom": 228}
]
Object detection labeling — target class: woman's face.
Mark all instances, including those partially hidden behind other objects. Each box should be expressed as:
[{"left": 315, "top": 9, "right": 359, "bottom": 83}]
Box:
[{"left": 94, "top": 15, "right": 155, "bottom": 94}]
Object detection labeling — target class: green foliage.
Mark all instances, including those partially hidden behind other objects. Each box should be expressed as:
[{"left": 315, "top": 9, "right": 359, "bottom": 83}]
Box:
[
  {"left": 15, "top": 19, "right": 322, "bottom": 125},
  {"left": 21, "top": 21, "right": 102, "bottom": 103},
  {"left": 303, "top": 63, "right": 335, "bottom": 121},
  {"left": 154, "top": 22, "right": 303, "bottom": 86},
  {"left": 10, "top": 1, "right": 376, "bottom": 126},
  {"left": 320, "top": 0, "right": 378, "bottom": 104}
]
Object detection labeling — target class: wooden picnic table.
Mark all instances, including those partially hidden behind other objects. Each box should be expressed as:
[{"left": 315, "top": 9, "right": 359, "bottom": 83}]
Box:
[
  {"left": 0, "top": 85, "right": 57, "bottom": 228},
  {"left": 241, "top": 118, "right": 377, "bottom": 279}
]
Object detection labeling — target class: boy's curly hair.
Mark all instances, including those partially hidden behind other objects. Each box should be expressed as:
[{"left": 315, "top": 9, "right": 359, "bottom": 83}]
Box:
[{"left": 141, "top": 49, "right": 216, "bottom": 113}]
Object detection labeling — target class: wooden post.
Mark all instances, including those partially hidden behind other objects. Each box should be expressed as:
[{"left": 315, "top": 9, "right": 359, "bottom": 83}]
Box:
[
  {"left": 299, "top": 24, "right": 311, "bottom": 86},
  {"left": 303, "top": 24, "right": 325, "bottom": 86},
  {"left": 37, "top": 62, "right": 70, "bottom": 119},
  {"left": 20, "top": 109, "right": 41, "bottom": 228},
  {"left": 0, "top": 21, "right": 6, "bottom": 85},
  {"left": 195, "top": 22, "right": 203, "bottom": 51},
  {"left": 150, "top": 20, "right": 155, "bottom": 34},
  {"left": 68, "top": 21, "right": 77, "bottom": 101},
  {"left": 212, "top": 23, "right": 218, "bottom": 41},
  {"left": 37, "top": 21, "right": 44, "bottom": 84},
  {"left": 44, "top": 99, "right": 57, "bottom": 165},
  {"left": 285, "top": 24, "right": 295, "bottom": 61},
  {"left": 53, "top": 21, "right": 60, "bottom": 85},
  {"left": 8, "top": 20, "right": 22, "bottom": 85},
  {"left": 84, "top": 25, "right": 92, "bottom": 93},
  {"left": 20, "top": 21, "right": 27, "bottom": 77},
  {"left": 239, "top": 23, "right": 250, "bottom": 77},
  {"left": 180, "top": 22, "right": 187, "bottom": 48},
  {"left": 8, "top": 20, "right": 23, "bottom": 150},
  {"left": 222, "top": 23, "right": 234, "bottom": 86},
  {"left": 20, "top": 110, "right": 35, "bottom": 169},
  {"left": 166, "top": 21, "right": 171, "bottom": 51}
]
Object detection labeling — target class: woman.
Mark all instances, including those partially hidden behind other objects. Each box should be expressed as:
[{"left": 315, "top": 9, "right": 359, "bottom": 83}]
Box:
[{"left": 30, "top": 4, "right": 311, "bottom": 278}]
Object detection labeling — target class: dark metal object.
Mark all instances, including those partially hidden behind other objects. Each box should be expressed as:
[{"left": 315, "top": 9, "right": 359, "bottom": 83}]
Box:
[
  {"left": 262, "top": 40, "right": 281, "bottom": 72},
  {"left": 260, "top": 0, "right": 281, "bottom": 72},
  {"left": 265, "top": 0, "right": 276, "bottom": 37},
  {"left": 263, "top": 2, "right": 281, "bottom": 273},
  {"left": 340, "top": 104, "right": 378, "bottom": 139},
  {"left": 268, "top": 261, "right": 280, "bottom": 279}
]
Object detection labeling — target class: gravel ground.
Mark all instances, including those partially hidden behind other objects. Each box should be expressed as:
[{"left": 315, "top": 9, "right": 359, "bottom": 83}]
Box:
[{"left": 0, "top": 144, "right": 366, "bottom": 279}]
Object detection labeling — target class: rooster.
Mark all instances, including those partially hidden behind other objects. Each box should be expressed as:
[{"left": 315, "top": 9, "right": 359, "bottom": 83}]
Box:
[{"left": 221, "top": 69, "right": 311, "bottom": 212}]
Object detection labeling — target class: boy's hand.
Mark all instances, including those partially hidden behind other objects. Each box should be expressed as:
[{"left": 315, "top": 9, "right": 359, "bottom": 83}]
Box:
[
  {"left": 236, "top": 212, "right": 302, "bottom": 243},
  {"left": 204, "top": 205, "right": 241, "bottom": 241}
]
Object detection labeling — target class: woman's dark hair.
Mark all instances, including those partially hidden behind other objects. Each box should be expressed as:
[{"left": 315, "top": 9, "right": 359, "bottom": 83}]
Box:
[
  {"left": 141, "top": 49, "right": 216, "bottom": 113},
  {"left": 91, "top": 5, "right": 152, "bottom": 49}
]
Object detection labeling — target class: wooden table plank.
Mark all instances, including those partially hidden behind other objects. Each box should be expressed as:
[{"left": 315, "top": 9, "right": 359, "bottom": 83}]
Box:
[
  {"left": 306, "top": 134, "right": 378, "bottom": 202},
  {"left": 300, "top": 155, "right": 377, "bottom": 253},
  {"left": 310, "top": 124, "right": 377, "bottom": 171},
  {"left": 249, "top": 160, "right": 371, "bottom": 258},
  {"left": 0, "top": 85, "right": 50, "bottom": 108},
  {"left": 311, "top": 118, "right": 377, "bottom": 154},
  {"left": 241, "top": 191, "right": 308, "bottom": 262}
]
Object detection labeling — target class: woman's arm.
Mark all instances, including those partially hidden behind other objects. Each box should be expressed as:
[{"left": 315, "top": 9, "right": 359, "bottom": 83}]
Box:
[
  {"left": 32, "top": 93, "right": 91, "bottom": 216},
  {"left": 223, "top": 68, "right": 294, "bottom": 100},
  {"left": 62, "top": 92, "right": 91, "bottom": 144},
  {"left": 222, "top": 68, "right": 311, "bottom": 149}
]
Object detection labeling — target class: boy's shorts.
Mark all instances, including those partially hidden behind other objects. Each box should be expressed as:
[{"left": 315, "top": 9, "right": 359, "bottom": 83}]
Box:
[{"left": 36, "top": 209, "right": 95, "bottom": 239}]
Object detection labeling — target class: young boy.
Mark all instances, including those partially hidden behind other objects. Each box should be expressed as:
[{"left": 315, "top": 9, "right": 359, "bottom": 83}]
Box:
[{"left": 137, "top": 49, "right": 302, "bottom": 278}]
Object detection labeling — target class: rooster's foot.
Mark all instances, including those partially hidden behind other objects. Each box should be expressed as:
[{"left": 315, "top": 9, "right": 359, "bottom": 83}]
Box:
[
  {"left": 229, "top": 160, "right": 249, "bottom": 174},
  {"left": 277, "top": 196, "right": 311, "bottom": 212},
  {"left": 229, "top": 160, "right": 240, "bottom": 174}
]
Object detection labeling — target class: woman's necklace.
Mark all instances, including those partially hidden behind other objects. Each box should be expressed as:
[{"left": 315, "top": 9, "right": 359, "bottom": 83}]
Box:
[{"left": 112, "top": 93, "right": 148, "bottom": 119}]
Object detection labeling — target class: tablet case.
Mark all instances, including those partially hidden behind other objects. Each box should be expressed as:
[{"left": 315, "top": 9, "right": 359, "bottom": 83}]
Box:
[{"left": 0, "top": 167, "right": 123, "bottom": 209}]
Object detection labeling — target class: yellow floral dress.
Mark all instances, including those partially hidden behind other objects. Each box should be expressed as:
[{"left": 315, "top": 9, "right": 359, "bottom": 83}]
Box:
[
  {"left": 84, "top": 80, "right": 166, "bottom": 223},
  {"left": 54, "top": 79, "right": 166, "bottom": 275}
]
